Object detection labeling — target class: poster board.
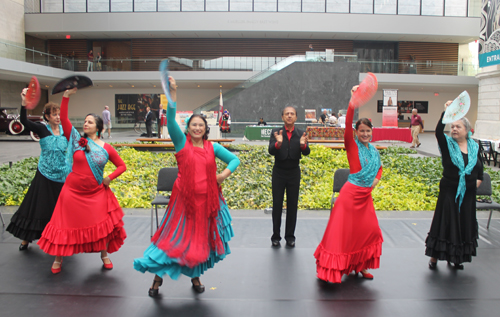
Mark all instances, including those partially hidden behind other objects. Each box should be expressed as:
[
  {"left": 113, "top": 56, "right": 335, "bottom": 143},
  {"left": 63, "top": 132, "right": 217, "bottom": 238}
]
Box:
[
  {"left": 115, "top": 94, "right": 161, "bottom": 123},
  {"left": 382, "top": 89, "right": 398, "bottom": 127},
  {"left": 305, "top": 109, "right": 316, "bottom": 122}
]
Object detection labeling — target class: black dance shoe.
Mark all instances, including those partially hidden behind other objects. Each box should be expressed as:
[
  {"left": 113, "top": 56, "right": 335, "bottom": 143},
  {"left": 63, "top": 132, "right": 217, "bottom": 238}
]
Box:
[
  {"left": 191, "top": 277, "right": 205, "bottom": 293},
  {"left": 19, "top": 242, "right": 29, "bottom": 251},
  {"left": 448, "top": 261, "right": 464, "bottom": 270},
  {"left": 148, "top": 276, "right": 163, "bottom": 297},
  {"left": 428, "top": 260, "right": 437, "bottom": 269},
  {"left": 286, "top": 241, "right": 295, "bottom": 248},
  {"left": 271, "top": 240, "right": 280, "bottom": 247}
]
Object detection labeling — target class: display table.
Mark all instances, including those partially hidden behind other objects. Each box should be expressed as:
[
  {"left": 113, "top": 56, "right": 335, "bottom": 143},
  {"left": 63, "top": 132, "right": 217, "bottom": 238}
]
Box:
[
  {"left": 244, "top": 126, "right": 279, "bottom": 140},
  {"left": 371, "top": 127, "right": 412, "bottom": 143},
  {"left": 306, "top": 127, "right": 345, "bottom": 140}
]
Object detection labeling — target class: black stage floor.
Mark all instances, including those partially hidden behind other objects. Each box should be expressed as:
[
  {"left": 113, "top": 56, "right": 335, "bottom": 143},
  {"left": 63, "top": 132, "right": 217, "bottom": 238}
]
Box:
[{"left": 1, "top": 212, "right": 500, "bottom": 317}]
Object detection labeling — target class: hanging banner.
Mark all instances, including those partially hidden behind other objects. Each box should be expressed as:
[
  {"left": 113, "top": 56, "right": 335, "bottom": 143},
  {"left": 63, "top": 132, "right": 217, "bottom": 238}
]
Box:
[
  {"left": 382, "top": 89, "right": 398, "bottom": 127},
  {"left": 479, "top": 0, "right": 500, "bottom": 67}
]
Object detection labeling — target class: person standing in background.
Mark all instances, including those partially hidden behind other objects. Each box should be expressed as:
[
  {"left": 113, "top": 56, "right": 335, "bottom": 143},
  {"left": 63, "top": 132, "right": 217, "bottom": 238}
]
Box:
[
  {"left": 102, "top": 105, "right": 111, "bottom": 139},
  {"left": 145, "top": 106, "right": 154, "bottom": 138},
  {"left": 87, "top": 50, "right": 94, "bottom": 72},
  {"left": 410, "top": 108, "right": 424, "bottom": 148},
  {"left": 96, "top": 52, "right": 102, "bottom": 71}
]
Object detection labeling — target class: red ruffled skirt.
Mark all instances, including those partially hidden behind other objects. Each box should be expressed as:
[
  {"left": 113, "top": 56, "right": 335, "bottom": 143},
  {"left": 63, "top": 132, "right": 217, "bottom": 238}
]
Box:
[
  {"left": 37, "top": 169, "right": 126, "bottom": 256},
  {"left": 314, "top": 181, "right": 383, "bottom": 283}
]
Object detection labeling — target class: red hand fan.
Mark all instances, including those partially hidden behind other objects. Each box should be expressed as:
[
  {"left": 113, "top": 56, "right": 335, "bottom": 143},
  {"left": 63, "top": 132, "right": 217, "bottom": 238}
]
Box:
[
  {"left": 25, "top": 76, "right": 41, "bottom": 110},
  {"left": 349, "top": 72, "right": 378, "bottom": 109}
]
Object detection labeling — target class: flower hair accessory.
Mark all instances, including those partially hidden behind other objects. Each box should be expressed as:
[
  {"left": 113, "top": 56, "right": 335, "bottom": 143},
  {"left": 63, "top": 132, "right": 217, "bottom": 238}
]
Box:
[{"left": 78, "top": 137, "right": 88, "bottom": 147}]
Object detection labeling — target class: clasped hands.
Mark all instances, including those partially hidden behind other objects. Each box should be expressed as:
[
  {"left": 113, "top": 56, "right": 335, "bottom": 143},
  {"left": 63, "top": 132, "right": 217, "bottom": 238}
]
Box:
[{"left": 273, "top": 130, "right": 308, "bottom": 147}]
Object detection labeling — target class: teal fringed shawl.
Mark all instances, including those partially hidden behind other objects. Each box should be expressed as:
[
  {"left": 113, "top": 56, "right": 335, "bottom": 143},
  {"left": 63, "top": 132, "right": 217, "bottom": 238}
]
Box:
[{"left": 347, "top": 139, "right": 381, "bottom": 188}]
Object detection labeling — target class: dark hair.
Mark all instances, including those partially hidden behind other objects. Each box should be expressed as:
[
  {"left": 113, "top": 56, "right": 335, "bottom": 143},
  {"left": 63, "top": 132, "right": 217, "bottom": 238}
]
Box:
[
  {"left": 281, "top": 106, "right": 297, "bottom": 116},
  {"left": 82, "top": 113, "right": 104, "bottom": 152},
  {"left": 185, "top": 114, "right": 210, "bottom": 140},
  {"left": 355, "top": 118, "right": 373, "bottom": 130},
  {"left": 42, "top": 102, "right": 60, "bottom": 122}
]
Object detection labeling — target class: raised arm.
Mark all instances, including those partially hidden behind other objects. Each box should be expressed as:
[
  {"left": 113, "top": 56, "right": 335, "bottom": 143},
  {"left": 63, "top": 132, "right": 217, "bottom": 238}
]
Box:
[
  {"left": 344, "top": 105, "right": 362, "bottom": 173},
  {"left": 435, "top": 111, "right": 450, "bottom": 160},
  {"left": 19, "top": 88, "right": 49, "bottom": 136},
  {"left": 165, "top": 77, "right": 186, "bottom": 152}
]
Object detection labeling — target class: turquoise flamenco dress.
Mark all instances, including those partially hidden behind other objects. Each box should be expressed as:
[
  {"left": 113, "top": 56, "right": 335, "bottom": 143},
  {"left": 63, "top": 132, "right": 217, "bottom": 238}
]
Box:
[{"left": 134, "top": 101, "right": 240, "bottom": 280}]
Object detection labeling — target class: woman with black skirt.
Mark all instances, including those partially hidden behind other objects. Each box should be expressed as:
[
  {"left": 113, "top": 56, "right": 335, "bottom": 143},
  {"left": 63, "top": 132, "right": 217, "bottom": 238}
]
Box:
[
  {"left": 7, "top": 88, "right": 71, "bottom": 250},
  {"left": 425, "top": 101, "right": 483, "bottom": 270}
]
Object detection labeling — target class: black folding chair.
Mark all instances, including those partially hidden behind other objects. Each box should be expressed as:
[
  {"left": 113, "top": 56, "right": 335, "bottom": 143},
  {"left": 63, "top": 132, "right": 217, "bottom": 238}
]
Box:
[
  {"left": 476, "top": 173, "right": 500, "bottom": 229},
  {"left": 331, "top": 169, "right": 350, "bottom": 208},
  {"left": 478, "top": 140, "right": 498, "bottom": 167},
  {"left": 150, "top": 167, "right": 178, "bottom": 237}
]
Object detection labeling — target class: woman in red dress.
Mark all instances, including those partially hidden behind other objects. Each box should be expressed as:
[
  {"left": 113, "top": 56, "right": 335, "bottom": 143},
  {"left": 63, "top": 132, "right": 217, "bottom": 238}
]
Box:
[
  {"left": 314, "top": 85, "right": 384, "bottom": 283},
  {"left": 37, "top": 88, "right": 127, "bottom": 274}
]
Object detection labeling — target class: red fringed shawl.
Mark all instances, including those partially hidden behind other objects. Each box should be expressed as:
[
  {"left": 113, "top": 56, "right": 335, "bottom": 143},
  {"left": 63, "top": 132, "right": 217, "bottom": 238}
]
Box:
[{"left": 152, "top": 135, "right": 224, "bottom": 268}]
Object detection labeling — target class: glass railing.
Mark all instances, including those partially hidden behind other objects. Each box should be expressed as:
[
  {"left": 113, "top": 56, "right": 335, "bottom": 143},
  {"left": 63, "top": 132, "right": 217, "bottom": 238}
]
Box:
[
  {"left": 0, "top": 40, "right": 478, "bottom": 77},
  {"left": 25, "top": 0, "right": 481, "bottom": 17}
]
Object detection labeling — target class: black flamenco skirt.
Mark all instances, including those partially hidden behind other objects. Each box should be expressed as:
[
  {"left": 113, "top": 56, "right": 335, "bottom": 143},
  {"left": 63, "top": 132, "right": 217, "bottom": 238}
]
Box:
[
  {"left": 6, "top": 169, "right": 64, "bottom": 242},
  {"left": 425, "top": 177, "right": 478, "bottom": 264}
]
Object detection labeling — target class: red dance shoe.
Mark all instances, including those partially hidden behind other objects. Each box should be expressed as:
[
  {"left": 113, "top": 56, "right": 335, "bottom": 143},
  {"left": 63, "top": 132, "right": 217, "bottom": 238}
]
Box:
[
  {"left": 359, "top": 271, "right": 374, "bottom": 279},
  {"left": 101, "top": 256, "right": 113, "bottom": 270},
  {"left": 51, "top": 260, "right": 62, "bottom": 274}
]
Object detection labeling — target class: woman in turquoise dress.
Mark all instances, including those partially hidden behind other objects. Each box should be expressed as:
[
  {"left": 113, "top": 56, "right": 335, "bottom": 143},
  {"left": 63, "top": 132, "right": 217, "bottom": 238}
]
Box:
[{"left": 134, "top": 77, "right": 240, "bottom": 297}]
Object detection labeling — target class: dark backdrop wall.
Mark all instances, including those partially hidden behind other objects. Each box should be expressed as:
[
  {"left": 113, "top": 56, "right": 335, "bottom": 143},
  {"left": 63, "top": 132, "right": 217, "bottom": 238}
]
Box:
[{"left": 224, "top": 62, "right": 360, "bottom": 123}]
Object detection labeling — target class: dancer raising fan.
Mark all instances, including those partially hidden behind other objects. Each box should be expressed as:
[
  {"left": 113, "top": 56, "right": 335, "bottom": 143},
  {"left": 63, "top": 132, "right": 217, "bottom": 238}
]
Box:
[
  {"left": 134, "top": 76, "right": 240, "bottom": 297},
  {"left": 37, "top": 88, "right": 127, "bottom": 274},
  {"left": 7, "top": 88, "right": 71, "bottom": 250},
  {"left": 314, "top": 85, "right": 383, "bottom": 283},
  {"left": 425, "top": 101, "right": 483, "bottom": 270}
]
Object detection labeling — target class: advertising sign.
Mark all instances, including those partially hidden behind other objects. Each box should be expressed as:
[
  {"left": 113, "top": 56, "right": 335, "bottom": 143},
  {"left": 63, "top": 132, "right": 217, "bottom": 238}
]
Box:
[
  {"left": 479, "top": 0, "right": 500, "bottom": 67},
  {"left": 382, "top": 89, "right": 398, "bottom": 127}
]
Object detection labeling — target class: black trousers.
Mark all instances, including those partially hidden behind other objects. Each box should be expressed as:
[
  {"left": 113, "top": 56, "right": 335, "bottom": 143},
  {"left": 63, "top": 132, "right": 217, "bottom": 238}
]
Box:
[
  {"left": 146, "top": 122, "right": 152, "bottom": 137},
  {"left": 157, "top": 119, "right": 162, "bottom": 138},
  {"left": 271, "top": 166, "right": 301, "bottom": 242}
]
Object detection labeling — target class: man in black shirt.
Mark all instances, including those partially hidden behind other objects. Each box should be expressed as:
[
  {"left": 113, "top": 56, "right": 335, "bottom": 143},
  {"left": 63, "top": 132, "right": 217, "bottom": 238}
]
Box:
[
  {"left": 268, "top": 106, "right": 310, "bottom": 248},
  {"left": 144, "top": 106, "right": 155, "bottom": 137}
]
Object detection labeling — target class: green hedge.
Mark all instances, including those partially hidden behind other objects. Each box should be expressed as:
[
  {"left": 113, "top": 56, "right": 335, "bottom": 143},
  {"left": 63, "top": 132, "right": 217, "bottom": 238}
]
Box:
[{"left": 1, "top": 145, "right": 499, "bottom": 211}]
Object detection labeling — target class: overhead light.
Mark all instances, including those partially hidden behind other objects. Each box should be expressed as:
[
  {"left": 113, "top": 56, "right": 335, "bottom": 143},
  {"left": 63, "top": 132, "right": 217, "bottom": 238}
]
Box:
[
  {"left": 219, "top": 85, "right": 222, "bottom": 88},
  {"left": 197, "top": 85, "right": 200, "bottom": 88},
  {"left": 434, "top": 92, "right": 439, "bottom": 96},
  {"left": 131, "top": 85, "right": 134, "bottom": 88},
  {"left": 45, "top": 85, "right": 49, "bottom": 88},
  {"left": 109, "top": 85, "right": 113, "bottom": 87},
  {"left": 153, "top": 85, "right": 156, "bottom": 87}
]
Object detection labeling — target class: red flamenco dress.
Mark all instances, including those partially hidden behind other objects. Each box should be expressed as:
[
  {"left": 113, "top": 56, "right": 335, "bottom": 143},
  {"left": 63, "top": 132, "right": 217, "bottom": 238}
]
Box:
[
  {"left": 314, "top": 106, "right": 384, "bottom": 283},
  {"left": 37, "top": 96, "right": 127, "bottom": 256}
]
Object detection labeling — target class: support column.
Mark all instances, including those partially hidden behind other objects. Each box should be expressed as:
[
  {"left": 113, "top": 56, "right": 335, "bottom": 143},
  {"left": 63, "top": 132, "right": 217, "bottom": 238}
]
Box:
[{"left": 474, "top": 65, "right": 500, "bottom": 140}]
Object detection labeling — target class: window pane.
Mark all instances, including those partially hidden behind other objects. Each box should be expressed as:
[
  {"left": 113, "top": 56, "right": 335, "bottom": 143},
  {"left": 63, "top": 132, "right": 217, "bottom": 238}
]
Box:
[
  {"left": 135, "top": 0, "right": 157, "bottom": 11},
  {"left": 65, "top": 0, "right": 86, "bottom": 12},
  {"left": 445, "top": 0, "right": 467, "bottom": 17},
  {"left": 42, "top": 0, "right": 63, "bottom": 12},
  {"left": 398, "top": 0, "right": 420, "bottom": 15},
  {"left": 111, "top": 0, "right": 133, "bottom": 12},
  {"left": 374, "top": 0, "right": 396, "bottom": 14},
  {"left": 351, "top": 0, "right": 373, "bottom": 14},
  {"left": 230, "top": 0, "right": 253, "bottom": 11},
  {"left": 303, "top": 0, "right": 325, "bottom": 12},
  {"left": 158, "top": 0, "right": 181, "bottom": 11},
  {"left": 278, "top": 0, "right": 301, "bottom": 12},
  {"left": 254, "top": 0, "right": 277, "bottom": 11},
  {"left": 421, "top": 0, "right": 443, "bottom": 16},
  {"left": 88, "top": 0, "right": 110, "bottom": 12},
  {"left": 326, "top": 0, "right": 349, "bottom": 13},
  {"left": 207, "top": 0, "right": 229, "bottom": 11},
  {"left": 183, "top": 0, "right": 205, "bottom": 11}
]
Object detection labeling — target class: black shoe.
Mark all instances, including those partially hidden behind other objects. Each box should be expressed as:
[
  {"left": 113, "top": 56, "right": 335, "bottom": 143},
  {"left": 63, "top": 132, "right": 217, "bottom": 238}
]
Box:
[
  {"left": 428, "top": 260, "right": 437, "bottom": 269},
  {"left": 148, "top": 276, "right": 163, "bottom": 297},
  {"left": 448, "top": 261, "right": 464, "bottom": 270},
  {"left": 271, "top": 240, "right": 280, "bottom": 247},
  {"left": 286, "top": 241, "right": 295, "bottom": 248},
  {"left": 191, "top": 277, "right": 205, "bottom": 293},
  {"left": 19, "top": 242, "right": 29, "bottom": 251}
]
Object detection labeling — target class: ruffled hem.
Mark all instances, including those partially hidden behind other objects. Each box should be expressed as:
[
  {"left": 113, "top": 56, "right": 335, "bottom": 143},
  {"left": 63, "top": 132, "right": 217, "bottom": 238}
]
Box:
[
  {"left": 134, "top": 202, "right": 234, "bottom": 280},
  {"left": 37, "top": 206, "right": 126, "bottom": 256},
  {"left": 314, "top": 241, "right": 382, "bottom": 283},
  {"left": 425, "top": 235, "right": 477, "bottom": 264},
  {"left": 6, "top": 214, "right": 50, "bottom": 242}
]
